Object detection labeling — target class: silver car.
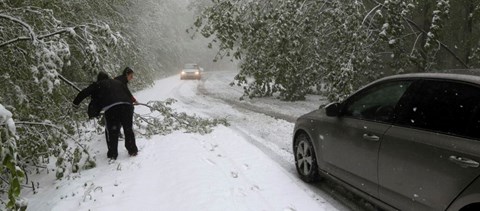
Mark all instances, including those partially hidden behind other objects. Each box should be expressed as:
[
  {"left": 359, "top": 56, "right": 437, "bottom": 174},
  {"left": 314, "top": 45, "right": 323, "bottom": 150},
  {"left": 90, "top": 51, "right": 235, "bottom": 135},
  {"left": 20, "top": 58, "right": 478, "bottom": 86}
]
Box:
[
  {"left": 180, "top": 63, "right": 201, "bottom": 80},
  {"left": 293, "top": 73, "right": 480, "bottom": 211}
]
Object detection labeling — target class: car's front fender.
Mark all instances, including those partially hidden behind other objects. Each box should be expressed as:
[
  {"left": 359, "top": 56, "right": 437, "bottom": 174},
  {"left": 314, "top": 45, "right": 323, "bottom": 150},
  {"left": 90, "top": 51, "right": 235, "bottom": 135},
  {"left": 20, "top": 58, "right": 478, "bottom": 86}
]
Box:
[{"left": 293, "top": 110, "right": 328, "bottom": 169}]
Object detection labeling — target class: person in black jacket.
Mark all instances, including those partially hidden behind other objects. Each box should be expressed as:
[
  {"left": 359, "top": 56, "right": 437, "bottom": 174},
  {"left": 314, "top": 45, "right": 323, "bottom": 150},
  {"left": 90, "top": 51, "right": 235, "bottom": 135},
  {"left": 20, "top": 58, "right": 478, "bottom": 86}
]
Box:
[
  {"left": 73, "top": 72, "right": 139, "bottom": 160},
  {"left": 86, "top": 72, "right": 109, "bottom": 118},
  {"left": 115, "top": 67, "right": 137, "bottom": 104},
  {"left": 114, "top": 67, "right": 138, "bottom": 157}
]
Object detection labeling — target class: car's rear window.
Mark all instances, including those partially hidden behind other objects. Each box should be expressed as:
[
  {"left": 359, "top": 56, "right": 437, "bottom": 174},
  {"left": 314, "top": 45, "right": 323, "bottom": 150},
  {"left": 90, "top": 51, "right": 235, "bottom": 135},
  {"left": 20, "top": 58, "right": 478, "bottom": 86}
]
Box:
[{"left": 396, "top": 79, "right": 480, "bottom": 139}]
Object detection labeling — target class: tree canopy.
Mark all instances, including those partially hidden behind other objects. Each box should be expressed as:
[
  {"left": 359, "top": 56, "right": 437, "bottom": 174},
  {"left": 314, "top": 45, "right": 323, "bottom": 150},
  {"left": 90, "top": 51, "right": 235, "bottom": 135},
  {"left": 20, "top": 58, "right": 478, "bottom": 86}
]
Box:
[{"left": 194, "top": 0, "right": 480, "bottom": 101}]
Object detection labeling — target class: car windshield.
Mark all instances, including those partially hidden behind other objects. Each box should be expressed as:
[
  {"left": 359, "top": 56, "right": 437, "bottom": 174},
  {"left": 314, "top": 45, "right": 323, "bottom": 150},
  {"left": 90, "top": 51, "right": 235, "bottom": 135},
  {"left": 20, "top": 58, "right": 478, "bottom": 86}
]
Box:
[
  {"left": 183, "top": 69, "right": 198, "bottom": 73},
  {"left": 184, "top": 64, "right": 198, "bottom": 69}
]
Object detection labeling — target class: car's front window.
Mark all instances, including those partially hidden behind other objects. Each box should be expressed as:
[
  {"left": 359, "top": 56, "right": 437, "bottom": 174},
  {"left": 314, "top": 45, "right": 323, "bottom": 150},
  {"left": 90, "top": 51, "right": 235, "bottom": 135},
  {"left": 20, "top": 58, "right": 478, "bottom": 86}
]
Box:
[
  {"left": 184, "top": 64, "right": 198, "bottom": 69},
  {"left": 342, "top": 80, "right": 412, "bottom": 122}
]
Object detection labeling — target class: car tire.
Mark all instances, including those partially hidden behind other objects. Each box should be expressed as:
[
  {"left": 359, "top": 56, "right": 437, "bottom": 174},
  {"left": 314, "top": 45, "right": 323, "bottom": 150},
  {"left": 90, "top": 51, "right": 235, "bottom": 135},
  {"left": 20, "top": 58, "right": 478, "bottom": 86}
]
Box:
[{"left": 294, "top": 132, "right": 319, "bottom": 183}]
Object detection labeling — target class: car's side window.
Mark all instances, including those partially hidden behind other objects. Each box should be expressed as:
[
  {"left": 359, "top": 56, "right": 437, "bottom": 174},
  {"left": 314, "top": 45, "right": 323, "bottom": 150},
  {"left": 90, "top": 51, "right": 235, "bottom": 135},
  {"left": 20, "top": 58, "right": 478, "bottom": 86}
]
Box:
[
  {"left": 395, "top": 80, "right": 480, "bottom": 139},
  {"left": 342, "top": 80, "right": 412, "bottom": 123}
]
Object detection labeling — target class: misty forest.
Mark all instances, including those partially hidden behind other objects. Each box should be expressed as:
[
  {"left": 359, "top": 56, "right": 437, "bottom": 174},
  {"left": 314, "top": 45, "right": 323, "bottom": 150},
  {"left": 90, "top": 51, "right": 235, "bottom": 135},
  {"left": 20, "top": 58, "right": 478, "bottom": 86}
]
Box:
[{"left": 1, "top": 0, "right": 480, "bottom": 210}]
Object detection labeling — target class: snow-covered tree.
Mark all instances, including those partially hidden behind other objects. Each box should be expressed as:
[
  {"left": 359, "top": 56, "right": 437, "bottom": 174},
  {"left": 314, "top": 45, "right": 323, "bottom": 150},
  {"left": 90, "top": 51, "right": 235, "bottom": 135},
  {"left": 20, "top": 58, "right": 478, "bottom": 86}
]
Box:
[
  {"left": 0, "top": 0, "right": 224, "bottom": 209},
  {"left": 194, "top": 0, "right": 480, "bottom": 102}
]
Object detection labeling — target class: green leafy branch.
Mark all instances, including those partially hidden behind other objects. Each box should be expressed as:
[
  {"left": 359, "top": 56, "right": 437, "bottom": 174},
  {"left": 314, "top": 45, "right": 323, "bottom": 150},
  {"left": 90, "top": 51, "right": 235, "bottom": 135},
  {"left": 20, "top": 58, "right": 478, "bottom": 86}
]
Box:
[{"left": 134, "top": 99, "right": 229, "bottom": 138}]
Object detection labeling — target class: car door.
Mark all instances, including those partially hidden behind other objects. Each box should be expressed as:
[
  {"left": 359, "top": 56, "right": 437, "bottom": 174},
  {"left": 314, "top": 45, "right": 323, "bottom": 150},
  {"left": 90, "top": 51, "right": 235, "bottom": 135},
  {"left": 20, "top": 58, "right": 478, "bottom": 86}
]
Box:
[
  {"left": 379, "top": 79, "right": 480, "bottom": 210},
  {"left": 322, "top": 80, "right": 413, "bottom": 197}
]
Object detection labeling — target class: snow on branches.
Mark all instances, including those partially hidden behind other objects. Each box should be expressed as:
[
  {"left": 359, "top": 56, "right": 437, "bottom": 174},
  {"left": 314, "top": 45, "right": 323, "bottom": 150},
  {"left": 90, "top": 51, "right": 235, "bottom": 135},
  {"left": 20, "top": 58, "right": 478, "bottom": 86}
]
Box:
[
  {"left": 195, "top": 0, "right": 477, "bottom": 102},
  {"left": 0, "top": 5, "right": 124, "bottom": 94},
  {"left": 135, "top": 99, "right": 229, "bottom": 137},
  {"left": 0, "top": 104, "right": 15, "bottom": 135},
  {"left": 0, "top": 104, "right": 26, "bottom": 210}
]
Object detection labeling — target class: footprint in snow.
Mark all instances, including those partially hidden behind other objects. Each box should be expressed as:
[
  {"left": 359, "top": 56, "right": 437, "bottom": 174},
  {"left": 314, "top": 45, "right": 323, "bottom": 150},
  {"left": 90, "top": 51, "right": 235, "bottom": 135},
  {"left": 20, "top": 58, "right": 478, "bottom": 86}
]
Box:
[
  {"left": 230, "top": 171, "right": 238, "bottom": 178},
  {"left": 209, "top": 144, "right": 218, "bottom": 152},
  {"left": 250, "top": 185, "right": 260, "bottom": 191},
  {"left": 200, "top": 142, "right": 218, "bottom": 152},
  {"left": 284, "top": 207, "right": 296, "bottom": 211},
  {"left": 204, "top": 158, "right": 216, "bottom": 166}
]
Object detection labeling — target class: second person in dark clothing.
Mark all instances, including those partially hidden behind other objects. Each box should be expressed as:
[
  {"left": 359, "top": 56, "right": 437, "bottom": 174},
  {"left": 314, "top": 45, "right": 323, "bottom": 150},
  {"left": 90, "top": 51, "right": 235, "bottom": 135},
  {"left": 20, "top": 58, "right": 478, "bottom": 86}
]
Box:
[
  {"left": 73, "top": 72, "right": 138, "bottom": 160},
  {"left": 114, "top": 67, "right": 138, "bottom": 157},
  {"left": 115, "top": 67, "right": 137, "bottom": 104}
]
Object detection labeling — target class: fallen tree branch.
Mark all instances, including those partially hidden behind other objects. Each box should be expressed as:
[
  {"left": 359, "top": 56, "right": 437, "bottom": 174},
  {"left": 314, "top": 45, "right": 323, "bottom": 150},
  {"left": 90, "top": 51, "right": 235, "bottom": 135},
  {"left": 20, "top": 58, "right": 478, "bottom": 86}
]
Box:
[
  {"left": 133, "top": 101, "right": 229, "bottom": 137},
  {"left": 136, "top": 102, "right": 193, "bottom": 127}
]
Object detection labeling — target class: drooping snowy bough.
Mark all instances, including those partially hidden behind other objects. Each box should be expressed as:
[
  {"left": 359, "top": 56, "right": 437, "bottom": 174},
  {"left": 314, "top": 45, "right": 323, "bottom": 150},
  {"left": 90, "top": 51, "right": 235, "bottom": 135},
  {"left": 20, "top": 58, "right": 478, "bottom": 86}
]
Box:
[{"left": 0, "top": 104, "right": 27, "bottom": 210}]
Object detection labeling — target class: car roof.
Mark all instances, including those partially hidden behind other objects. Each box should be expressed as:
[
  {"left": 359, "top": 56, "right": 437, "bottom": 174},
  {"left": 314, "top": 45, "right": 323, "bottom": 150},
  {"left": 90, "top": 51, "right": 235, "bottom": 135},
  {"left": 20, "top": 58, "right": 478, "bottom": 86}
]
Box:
[
  {"left": 378, "top": 71, "right": 480, "bottom": 85},
  {"left": 184, "top": 63, "right": 199, "bottom": 68}
]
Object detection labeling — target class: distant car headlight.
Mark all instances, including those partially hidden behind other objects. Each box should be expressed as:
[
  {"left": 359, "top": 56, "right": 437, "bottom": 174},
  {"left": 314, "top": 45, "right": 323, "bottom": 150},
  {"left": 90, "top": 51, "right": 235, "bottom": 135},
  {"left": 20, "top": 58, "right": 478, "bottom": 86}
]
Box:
[
  {"left": 181, "top": 71, "right": 186, "bottom": 74},
  {"left": 195, "top": 71, "right": 199, "bottom": 75}
]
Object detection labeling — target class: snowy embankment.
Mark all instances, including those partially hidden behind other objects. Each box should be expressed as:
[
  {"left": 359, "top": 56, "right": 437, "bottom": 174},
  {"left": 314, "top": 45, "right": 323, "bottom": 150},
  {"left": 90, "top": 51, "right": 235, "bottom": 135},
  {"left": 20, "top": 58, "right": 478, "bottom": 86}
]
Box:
[{"left": 23, "top": 71, "right": 351, "bottom": 211}]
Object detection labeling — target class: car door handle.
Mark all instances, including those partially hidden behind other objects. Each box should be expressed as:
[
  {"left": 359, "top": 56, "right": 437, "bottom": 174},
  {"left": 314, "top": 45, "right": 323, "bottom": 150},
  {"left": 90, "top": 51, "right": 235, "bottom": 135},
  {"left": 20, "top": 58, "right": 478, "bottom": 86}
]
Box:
[
  {"left": 449, "top": 156, "right": 479, "bottom": 168},
  {"left": 362, "top": 134, "right": 379, "bottom": 142}
]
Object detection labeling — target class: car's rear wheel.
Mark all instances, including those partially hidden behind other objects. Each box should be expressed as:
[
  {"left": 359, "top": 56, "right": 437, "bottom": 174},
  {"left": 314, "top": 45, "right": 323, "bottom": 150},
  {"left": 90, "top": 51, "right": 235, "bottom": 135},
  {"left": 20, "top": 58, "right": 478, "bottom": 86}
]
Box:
[{"left": 294, "top": 132, "right": 319, "bottom": 182}]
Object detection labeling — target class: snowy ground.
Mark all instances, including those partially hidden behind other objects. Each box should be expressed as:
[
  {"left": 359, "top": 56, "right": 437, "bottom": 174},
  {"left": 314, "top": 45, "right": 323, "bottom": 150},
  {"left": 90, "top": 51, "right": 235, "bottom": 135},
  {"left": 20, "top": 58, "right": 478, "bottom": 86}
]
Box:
[{"left": 23, "top": 71, "right": 373, "bottom": 211}]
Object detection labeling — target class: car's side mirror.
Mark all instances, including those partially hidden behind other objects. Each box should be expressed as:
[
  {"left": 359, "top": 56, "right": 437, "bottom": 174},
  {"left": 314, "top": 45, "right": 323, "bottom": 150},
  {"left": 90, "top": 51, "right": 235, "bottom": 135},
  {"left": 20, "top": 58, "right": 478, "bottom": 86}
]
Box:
[{"left": 325, "top": 102, "right": 341, "bottom": 117}]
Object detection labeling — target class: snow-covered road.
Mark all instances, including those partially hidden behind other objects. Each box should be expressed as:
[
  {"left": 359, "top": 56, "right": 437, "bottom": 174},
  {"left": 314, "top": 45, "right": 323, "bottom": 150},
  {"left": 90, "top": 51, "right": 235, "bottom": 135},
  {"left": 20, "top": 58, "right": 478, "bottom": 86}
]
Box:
[{"left": 23, "top": 71, "right": 372, "bottom": 211}]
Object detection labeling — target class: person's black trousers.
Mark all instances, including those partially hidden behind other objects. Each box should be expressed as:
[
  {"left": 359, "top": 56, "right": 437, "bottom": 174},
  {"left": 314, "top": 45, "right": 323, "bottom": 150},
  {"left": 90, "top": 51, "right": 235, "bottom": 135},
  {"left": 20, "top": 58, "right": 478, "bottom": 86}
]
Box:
[{"left": 104, "top": 104, "right": 138, "bottom": 159}]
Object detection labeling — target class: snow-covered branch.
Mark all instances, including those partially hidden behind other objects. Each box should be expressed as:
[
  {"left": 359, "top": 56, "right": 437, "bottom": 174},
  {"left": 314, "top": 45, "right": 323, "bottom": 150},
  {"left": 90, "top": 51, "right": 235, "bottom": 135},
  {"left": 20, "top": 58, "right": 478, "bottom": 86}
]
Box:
[
  {"left": 0, "top": 104, "right": 16, "bottom": 135},
  {"left": 14, "top": 121, "right": 63, "bottom": 130},
  {"left": 0, "top": 14, "right": 37, "bottom": 42},
  {"left": 0, "top": 26, "right": 84, "bottom": 48},
  {"left": 58, "top": 73, "right": 81, "bottom": 92},
  {"left": 134, "top": 101, "right": 229, "bottom": 136},
  {"left": 0, "top": 36, "right": 31, "bottom": 48},
  {"left": 362, "top": 4, "right": 382, "bottom": 26}
]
